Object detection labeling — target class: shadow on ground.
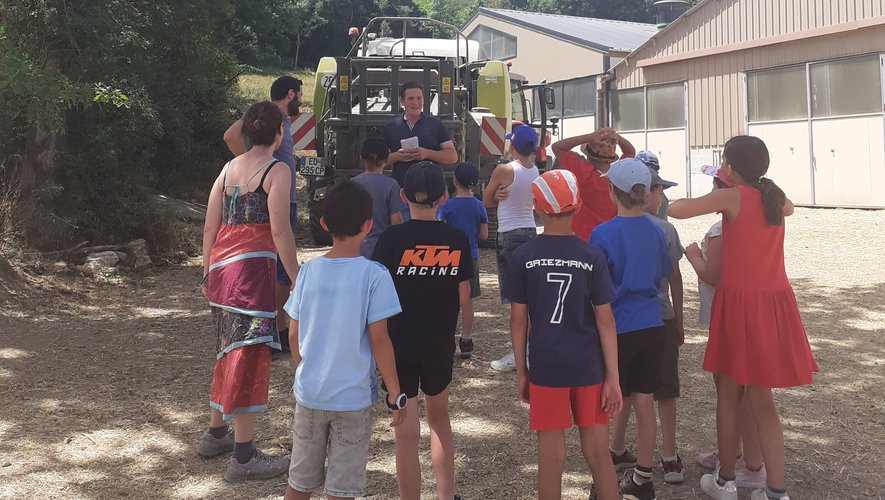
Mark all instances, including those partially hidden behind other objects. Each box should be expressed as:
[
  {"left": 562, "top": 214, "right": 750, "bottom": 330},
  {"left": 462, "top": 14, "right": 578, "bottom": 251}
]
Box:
[{"left": 0, "top": 254, "right": 882, "bottom": 499}]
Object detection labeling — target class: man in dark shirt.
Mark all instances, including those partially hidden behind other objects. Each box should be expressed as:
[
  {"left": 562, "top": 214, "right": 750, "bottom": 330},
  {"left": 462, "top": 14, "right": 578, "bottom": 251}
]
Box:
[{"left": 383, "top": 82, "right": 458, "bottom": 187}]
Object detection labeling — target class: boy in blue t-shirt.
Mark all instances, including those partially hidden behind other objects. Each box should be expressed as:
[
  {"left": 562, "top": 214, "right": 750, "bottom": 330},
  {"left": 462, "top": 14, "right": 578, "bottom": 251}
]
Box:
[
  {"left": 352, "top": 138, "right": 405, "bottom": 259},
  {"left": 282, "top": 179, "right": 407, "bottom": 500},
  {"left": 589, "top": 158, "right": 672, "bottom": 500},
  {"left": 437, "top": 161, "right": 489, "bottom": 358},
  {"left": 505, "top": 170, "right": 622, "bottom": 500}
]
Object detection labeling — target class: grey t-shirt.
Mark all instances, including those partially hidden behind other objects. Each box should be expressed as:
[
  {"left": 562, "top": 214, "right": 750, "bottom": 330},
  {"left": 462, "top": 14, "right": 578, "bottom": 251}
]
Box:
[
  {"left": 352, "top": 172, "right": 406, "bottom": 258},
  {"left": 646, "top": 215, "right": 684, "bottom": 320},
  {"left": 272, "top": 116, "right": 298, "bottom": 203}
]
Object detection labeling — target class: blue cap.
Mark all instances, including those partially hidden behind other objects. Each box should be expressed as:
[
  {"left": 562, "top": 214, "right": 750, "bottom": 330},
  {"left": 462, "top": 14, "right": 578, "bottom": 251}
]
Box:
[
  {"left": 602, "top": 157, "right": 652, "bottom": 192},
  {"left": 635, "top": 150, "right": 660, "bottom": 172},
  {"left": 453, "top": 161, "right": 479, "bottom": 187},
  {"left": 505, "top": 125, "right": 538, "bottom": 155}
]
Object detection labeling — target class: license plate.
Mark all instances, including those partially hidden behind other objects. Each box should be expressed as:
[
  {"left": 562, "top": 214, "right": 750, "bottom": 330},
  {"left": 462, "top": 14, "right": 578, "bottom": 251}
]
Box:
[{"left": 300, "top": 157, "right": 325, "bottom": 177}]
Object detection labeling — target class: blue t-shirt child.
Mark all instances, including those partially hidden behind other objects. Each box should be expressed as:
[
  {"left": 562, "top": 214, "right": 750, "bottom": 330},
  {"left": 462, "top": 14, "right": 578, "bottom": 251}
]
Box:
[
  {"left": 352, "top": 172, "right": 406, "bottom": 259},
  {"left": 589, "top": 216, "right": 672, "bottom": 334},
  {"left": 503, "top": 235, "right": 615, "bottom": 387},
  {"left": 284, "top": 256, "right": 402, "bottom": 411},
  {"left": 437, "top": 197, "right": 488, "bottom": 260}
]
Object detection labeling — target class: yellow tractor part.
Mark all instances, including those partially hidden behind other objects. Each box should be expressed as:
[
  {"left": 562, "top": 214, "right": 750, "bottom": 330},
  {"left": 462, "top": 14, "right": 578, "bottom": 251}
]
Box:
[
  {"left": 313, "top": 57, "right": 338, "bottom": 118},
  {"left": 475, "top": 61, "right": 513, "bottom": 138}
]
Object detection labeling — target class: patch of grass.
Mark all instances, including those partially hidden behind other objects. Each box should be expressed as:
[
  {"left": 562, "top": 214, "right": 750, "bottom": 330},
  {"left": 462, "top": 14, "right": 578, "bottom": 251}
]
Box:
[{"left": 237, "top": 69, "right": 316, "bottom": 113}]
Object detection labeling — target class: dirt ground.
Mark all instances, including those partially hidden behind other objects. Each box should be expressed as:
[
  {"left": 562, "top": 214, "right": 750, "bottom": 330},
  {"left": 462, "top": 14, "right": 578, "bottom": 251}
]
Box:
[{"left": 1, "top": 207, "right": 883, "bottom": 500}]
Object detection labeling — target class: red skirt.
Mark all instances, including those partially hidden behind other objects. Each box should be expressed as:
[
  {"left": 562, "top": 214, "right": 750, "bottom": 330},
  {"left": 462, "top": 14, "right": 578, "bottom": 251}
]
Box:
[
  {"left": 209, "top": 344, "right": 272, "bottom": 420},
  {"left": 704, "top": 285, "right": 819, "bottom": 388}
]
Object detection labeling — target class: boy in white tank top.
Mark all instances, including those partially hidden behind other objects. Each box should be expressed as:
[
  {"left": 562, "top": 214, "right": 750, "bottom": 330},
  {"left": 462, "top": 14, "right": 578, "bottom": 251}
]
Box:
[{"left": 482, "top": 125, "right": 540, "bottom": 371}]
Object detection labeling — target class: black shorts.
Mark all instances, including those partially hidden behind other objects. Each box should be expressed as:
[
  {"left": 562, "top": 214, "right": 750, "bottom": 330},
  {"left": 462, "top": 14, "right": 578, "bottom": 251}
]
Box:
[
  {"left": 617, "top": 326, "right": 665, "bottom": 396},
  {"left": 469, "top": 258, "right": 481, "bottom": 298},
  {"left": 654, "top": 319, "right": 680, "bottom": 401},
  {"left": 394, "top": 357, "right": 454, "bottom": 398}
]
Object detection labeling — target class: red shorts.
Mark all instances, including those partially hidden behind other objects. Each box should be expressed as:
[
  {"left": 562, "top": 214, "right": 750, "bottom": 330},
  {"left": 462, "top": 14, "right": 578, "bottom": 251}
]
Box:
[{"left": 529, "top": 383, "right": 609, "bottom": 431}]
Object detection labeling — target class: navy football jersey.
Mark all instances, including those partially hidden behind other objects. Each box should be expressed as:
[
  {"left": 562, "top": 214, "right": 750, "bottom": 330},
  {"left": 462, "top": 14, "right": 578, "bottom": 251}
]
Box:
[{"left": 504, "top": 235, "right": 614, "bottom": 387}]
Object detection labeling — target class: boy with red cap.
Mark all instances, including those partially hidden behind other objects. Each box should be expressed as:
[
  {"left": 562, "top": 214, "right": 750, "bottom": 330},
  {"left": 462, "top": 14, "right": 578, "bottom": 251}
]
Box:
[
  {"left": 551, "top": 128, "right": 635, "bottom": 241},
  {"left": 504, "top": 169, "right": 623, "bottom": 500}
]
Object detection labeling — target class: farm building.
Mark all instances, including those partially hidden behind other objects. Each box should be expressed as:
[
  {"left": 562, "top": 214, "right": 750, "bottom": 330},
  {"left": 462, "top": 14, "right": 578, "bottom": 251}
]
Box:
[
  {"left": 461, "top": 8, "right": 657, "bottom": 141},
  {"left": 606, "top": 0, "right": 885, "bottom": 206}
]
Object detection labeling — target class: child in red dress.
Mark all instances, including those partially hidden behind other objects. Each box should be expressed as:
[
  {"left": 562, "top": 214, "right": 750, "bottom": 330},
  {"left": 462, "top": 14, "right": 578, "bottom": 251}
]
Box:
[{"left": 669, "top": 136, "right": 818, "bottom": 500}]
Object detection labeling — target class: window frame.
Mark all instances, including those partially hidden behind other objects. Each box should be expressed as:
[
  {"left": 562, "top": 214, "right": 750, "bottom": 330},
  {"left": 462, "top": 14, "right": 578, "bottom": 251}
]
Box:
[{"left": 468, "top": 24, "right": 517, "bottom": 61}]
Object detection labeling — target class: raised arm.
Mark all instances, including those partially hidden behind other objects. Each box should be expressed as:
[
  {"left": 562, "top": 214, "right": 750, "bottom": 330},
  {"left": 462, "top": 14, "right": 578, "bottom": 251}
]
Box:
[
  {"left": 223, "top": 119, "right": 247, "bottom": 157},
  {"left": 668, "top": 188, "right": 739, "bottom": 220}
]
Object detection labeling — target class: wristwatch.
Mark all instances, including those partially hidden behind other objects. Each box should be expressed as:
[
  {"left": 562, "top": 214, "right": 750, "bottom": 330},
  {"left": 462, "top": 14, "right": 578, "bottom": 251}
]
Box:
[{"left": 386, "top": 393, "right": 407, "bottom": 411}]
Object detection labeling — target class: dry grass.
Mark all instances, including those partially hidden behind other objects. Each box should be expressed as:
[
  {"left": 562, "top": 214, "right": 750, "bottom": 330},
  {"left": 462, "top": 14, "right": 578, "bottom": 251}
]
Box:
[
  {"left": 238, "top": 70, "right": 316, "bottom": 114},
  {"left": 0, "top": 207, "right": 883, "bottom": 500}
]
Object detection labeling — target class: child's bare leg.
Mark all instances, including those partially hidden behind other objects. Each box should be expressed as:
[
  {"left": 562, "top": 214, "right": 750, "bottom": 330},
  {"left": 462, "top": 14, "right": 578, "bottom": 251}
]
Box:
[
  {"left": 459, "top": 296, "right": 474, "bottom": 337},
  {"left": 537, "top": 429, "right": 566, "bottom": 500},
  {"left": 715, "top": 374, "right": 743, "bottom": 478},
  {"left": 579, "top": 424, "right": 619, "bottom": 500},
  {"left": 746, "top": 385, "right": 785, "bottom": 490},
  {"left": 739, "top": 394, "right": 763, "bottom": 469},
  {"left": 632, "top": 393, "right": 656, "bottom": 468},
  {"left": 233, "top": 412, "right": 255, "bottom": 443},
  {"left": 425, "top": 388, "right": 455, "bottom": 500},
  {"left": 657, "top": 398, "right": 677, "bottom": 458},
  {"left": 394, "top": 397, "right": 422, "bottom": 500},
  {"left": 283, "top": 486, "right": 311, "bottom": 500},
  {"left": 210, "top": 408, "right": 226, "bottom": 428},
  {"left": 609, "top": 397, "right": 632, "bottom": 452}
]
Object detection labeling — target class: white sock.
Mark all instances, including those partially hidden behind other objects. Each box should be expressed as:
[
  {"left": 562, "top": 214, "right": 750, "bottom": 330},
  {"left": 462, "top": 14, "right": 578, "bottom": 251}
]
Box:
[
  {"left": 663, "top": 454, "right": 678, "bottom": 462},
  {"left": 610, "top": 447, "right": 627, "bottom": 456},
  {"left": 461, "top": 332, "right": 472, "bottom": 340}
]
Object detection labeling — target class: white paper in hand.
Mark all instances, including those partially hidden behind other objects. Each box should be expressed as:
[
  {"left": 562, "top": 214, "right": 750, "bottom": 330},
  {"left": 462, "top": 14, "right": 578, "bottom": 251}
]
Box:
[{"left": 400, "top": 136, "right": 419, "bottom": 151}]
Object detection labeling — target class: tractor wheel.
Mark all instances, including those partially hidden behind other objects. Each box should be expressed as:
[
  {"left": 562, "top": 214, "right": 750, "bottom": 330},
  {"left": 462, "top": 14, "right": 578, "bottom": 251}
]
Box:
[
  {"left": 308, "top": 196, "right": 332, "bottom": 246},
  {"left": 480, "top": 207, "right": 497, "bottom": 249}
]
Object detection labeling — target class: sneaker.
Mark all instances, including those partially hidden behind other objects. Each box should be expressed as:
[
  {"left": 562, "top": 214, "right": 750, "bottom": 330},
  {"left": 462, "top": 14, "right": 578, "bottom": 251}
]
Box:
[
  {"left": 736, "top": 459, "right": 767, "bottom": 489},
  {"left": 619, "top": 473, "right": 656, "bottom": 500},
  {"left": 223, "top": 449, "right": 289, "bottom": 483},
  {"left": 700, "top": 467, "right": 738, "bottom": 500},
  {"left": 750, "top": 489, "right": 790, "bottom": 500},
  {"left": 610, "top": 449, "right": 638, "bottom": 471},
  {"left": 696, "top": 450, "right": 719, "bottom": 470},
  {"left": 662, "top": 455, "right": 685, "bottom": 483},
  {"left": 459, "top": 337, "right": 474, "bottom": 359},
  {"left": 490, "top": 351, "right": 516, "bottom": 371},
  {"left": 197, "top": 430, "right": 235, "bottom": 457}
]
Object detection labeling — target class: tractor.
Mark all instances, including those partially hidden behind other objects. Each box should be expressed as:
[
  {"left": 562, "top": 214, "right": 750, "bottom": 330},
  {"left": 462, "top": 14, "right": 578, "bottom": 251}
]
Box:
[{"left": 301, "top": 17, "right": 557, "bottom": 245}]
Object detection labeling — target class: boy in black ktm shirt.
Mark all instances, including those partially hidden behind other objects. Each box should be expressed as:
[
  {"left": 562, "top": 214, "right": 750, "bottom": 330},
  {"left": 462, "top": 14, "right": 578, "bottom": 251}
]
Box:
[{"left": 372, "top": 161, "right": 473, "bottom": 500}]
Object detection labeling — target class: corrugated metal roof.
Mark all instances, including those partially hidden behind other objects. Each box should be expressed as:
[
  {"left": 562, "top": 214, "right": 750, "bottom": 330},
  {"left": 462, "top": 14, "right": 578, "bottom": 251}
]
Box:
[{"left": 467, "top": 8, "right": 658, "bottom": 53}]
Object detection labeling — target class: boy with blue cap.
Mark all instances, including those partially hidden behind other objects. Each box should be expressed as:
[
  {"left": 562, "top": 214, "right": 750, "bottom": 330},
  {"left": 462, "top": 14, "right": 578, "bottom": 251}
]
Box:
[
  {"left": 482, "top": 124, "right": 540, "bottom": 371},
  {"left": 437, "top": 161, "right": 489, "bottom": 358},
  {"left": 589, "top": 157, "right": 672, "bottom": 500}
]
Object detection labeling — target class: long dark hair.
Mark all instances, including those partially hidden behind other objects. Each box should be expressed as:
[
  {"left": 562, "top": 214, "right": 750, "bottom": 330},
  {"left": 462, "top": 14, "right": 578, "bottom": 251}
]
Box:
[{"left": 723, "top": 135, "right": 786, "bottom": 226}]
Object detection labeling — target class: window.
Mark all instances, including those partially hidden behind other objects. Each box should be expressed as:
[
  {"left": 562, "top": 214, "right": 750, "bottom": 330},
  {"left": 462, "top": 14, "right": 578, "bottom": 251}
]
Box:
[
  {"left": 511, "top": 89, "right": 526, "bottom": 122},
  {"left": 747, "top": 66, "right": 808, "bottom": 122},
  {"left": 562, "top": 77, "right": 596, "bottom": 117},
  {"left": 647, "top": 83, "right": 684, "bottom": 129},
  {"left": 469, "top": 25, "right": 517, "bottom": 61},
  {"left": 811, "top": 56, "right": 882, "bottom": 117},
  {"left": 612, "top": 88, "right": 645, "bottom": 131}
]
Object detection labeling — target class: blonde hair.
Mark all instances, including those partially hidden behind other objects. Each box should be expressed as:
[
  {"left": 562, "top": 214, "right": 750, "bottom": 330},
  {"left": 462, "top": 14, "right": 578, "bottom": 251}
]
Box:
[{"left": 612, "top": 183, "right": 647, "bottom": 209}]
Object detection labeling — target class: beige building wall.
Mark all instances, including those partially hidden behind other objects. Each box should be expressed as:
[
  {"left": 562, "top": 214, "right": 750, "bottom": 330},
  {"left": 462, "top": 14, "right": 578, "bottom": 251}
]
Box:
[
  {"left": 611, "top": 0, "right": 885, "bottom": 148},
  {"left": 462, "top": 15, "right": 606, "bottom": 83}
]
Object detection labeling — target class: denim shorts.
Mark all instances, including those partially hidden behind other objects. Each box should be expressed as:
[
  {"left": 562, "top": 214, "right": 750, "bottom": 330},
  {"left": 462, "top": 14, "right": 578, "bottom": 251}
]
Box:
[
  {"left": 276, "top": 202, "right": 298, "bottom": 284},
  {"left": 288, "top": 404, "right": 373, "bottom": 498},
  {"left": 495, "top": 227, "right": 537, "bottom": 303}
]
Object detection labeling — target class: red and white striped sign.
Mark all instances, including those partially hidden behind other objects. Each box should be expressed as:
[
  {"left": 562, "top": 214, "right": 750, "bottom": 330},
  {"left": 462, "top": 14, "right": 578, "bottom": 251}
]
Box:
[
  {"left": 479, "top": 116, "right": 507, "bottom": 156},
  {"left": 290, "top": 112, "right": 316, "bottom": 151}
]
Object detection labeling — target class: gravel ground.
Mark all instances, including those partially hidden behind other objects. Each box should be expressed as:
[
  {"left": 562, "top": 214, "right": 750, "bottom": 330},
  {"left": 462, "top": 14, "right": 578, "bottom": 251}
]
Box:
[{"left": 0, "top": 207, "right": 883, "bottom": 500}]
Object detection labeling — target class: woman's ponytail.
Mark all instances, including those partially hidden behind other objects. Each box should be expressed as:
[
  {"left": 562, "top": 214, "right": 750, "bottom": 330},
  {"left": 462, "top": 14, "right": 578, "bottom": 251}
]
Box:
[{"left": 756, "top": 177, "right": 786, "bottom": 226}]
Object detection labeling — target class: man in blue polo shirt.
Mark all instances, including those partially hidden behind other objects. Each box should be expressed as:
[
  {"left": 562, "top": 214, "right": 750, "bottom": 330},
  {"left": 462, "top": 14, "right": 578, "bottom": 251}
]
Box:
[{"left": 383, "top": 81, "right": 458, "bottom": 187}]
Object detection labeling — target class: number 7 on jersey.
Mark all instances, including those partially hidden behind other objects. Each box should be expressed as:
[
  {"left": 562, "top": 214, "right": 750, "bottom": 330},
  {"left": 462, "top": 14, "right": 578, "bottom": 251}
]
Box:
[{"left": 546, "top": 273, "right": 572, "bottom": 324}]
